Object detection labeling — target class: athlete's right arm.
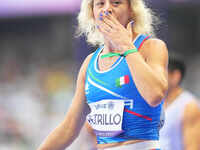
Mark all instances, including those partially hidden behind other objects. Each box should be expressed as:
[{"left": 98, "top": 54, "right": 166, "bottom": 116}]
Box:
[
  {"left": 37, "top": 54, "right": 93, "bottom": 150},
  {"left": 84, "top": 121, "right": 97, "bottom": 146}
]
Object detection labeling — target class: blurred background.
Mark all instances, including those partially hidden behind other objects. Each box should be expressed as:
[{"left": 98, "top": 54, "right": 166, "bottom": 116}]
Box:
[{"left": 0, "top": 0, "right": 200, "bottom": 149}]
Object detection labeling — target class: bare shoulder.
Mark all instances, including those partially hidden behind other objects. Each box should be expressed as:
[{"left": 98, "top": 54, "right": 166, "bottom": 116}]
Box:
[
  {"left": 84, "top": 53, "right": 94, "bottom": 65},
  {"left": 141, "top": 38, "right": 168, "bottom": 54},
  {"left": 72, "top": 52, "right": 94, "bottom": 113},
  {"left": 140, "top": 38, "right": 168, "bottom": 66},
  {"left": 143, "top": 38, "right": 167, "bottom": 47},
  {"left": 78, "top": 53, "right": 94, "bottom": 79},
  {"left": 81, "top": 53, "right": 94, "bottom": 70},
  {"left": 184, "top": 100, "right": 200, "bottom": 122}
]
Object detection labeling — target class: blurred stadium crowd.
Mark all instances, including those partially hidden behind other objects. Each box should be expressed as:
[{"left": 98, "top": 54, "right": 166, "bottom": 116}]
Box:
[
  {"left": 0, "top": 0, "right": 200, "bottom": 150},
  {"left": 0, "top": 56, "right": 75, "bottom": 149}
]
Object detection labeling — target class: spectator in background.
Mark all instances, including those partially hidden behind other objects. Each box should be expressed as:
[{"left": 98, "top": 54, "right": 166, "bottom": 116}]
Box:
[{"left": 160, "top": 58, "right": 200, "bottom": 150}]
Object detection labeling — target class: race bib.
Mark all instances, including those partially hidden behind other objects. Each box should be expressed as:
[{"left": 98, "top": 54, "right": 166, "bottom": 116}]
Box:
[{"left": 87, "top": 99, "right": 125, "bottom": 137}]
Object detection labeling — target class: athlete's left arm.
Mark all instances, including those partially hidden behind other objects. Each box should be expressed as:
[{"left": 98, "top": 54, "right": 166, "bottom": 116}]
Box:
[
  {"left": 125, "top": 39, "right": 168, "bottom": 107},
  {"left": 183, "top": 101, "right": 200, "bottom": 150},
  {"left": 97, "top": 13, "right": 168, "bottom": 107}
]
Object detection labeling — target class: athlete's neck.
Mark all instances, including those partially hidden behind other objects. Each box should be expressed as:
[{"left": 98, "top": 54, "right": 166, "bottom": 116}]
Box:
[
  {"left": 102, "top": 41, "right": 116, "bottom": 55},
  {"left": 164, "top": 86, "right": 183, "bottom": 109}
]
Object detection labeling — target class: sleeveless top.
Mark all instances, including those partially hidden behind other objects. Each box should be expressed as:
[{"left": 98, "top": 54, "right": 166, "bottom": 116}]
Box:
[
  {"left": 159, "top": 91, "right": 197, "bottom": 150},
  {"left": 85, "top": 34, "right": 163, "bottom": 144}
]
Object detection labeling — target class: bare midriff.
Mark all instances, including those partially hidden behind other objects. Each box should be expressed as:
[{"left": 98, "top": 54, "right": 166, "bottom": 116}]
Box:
[{"left": 97, "top": 139, "right": 146, "bottom": 149}]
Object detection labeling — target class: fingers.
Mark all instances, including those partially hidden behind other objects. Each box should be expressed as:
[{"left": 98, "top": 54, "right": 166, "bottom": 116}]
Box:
[
  {"left": 105, "top": 11, "right": 121, "bottom": 26},
  {"left": 96, "top": 16, "right": 112, "bottom": 34},
  {"left": 126, "top": 20, "right": 134, "bottom": 37},
  {"left": 96, "top": 11, "right": 133, "bottom": 39},
  {"left": 97, "top": 11, "right": 115, "bottom": 29},
  {"left": 96, "top": 11, "right": 116, "bottom": 34}
]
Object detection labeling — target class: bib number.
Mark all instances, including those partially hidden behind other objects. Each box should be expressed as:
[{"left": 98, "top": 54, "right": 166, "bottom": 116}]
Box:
[{"left": 87, "top": 99, "right": 125, "bottom": 137}]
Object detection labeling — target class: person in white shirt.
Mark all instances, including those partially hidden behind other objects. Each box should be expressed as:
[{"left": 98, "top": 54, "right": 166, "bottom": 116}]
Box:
[{"left": 160, "top": 58, "right": 200, "bottom": 150}]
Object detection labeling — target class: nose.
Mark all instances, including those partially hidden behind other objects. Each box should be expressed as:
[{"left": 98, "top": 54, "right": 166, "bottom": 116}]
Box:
[
  {"left": 106, "top": 10, "right": 112, "bottom": 14},
  {"left": 103, "top": 2, "right": 112, "bottom": 14}
]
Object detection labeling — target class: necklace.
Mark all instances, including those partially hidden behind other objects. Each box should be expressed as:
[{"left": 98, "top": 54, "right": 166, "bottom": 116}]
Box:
[{"left": 101, "top": 52, "right": 122, "bottom": 58}]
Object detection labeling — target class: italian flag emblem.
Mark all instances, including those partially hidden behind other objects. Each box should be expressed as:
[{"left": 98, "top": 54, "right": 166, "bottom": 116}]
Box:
[{"left": 115, "top": 75, "right": 130, "bottom": 87}]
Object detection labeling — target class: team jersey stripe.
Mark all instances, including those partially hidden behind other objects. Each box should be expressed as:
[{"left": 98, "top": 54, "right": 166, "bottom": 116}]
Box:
[
  {"left": 88, "top": 77, "right": 127, "bottom": 99},
  {"left": 88, "top": 69, "right": 109, "bottom": 86},
  {"left": 138, "top": 35, "right": 151, "bottom": 50},
  {"left": 124, "top": 108, "right": 152, "bottom": 121}
]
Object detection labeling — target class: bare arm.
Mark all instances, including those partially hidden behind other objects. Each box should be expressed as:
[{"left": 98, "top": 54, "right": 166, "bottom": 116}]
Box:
[
  {"left": 97, "top": 13, "right": 168, "bottom": 107},
  {"left": 37, "top": 54, "right": 93, "bottom": 150},
  {"left": 183, "top": 101, "right": 200, "bottom": 150},
  {"left": 85, "top": 121, "right": 97, "bottom": 145},
  {"left": 125, "top": 39, "right": 168, "bottom": 107}
]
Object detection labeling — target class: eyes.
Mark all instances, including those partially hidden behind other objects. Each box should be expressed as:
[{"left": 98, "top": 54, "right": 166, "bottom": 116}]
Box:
[
  {"left": 95, "top": 1, "right": 104, "bottom": 6},
  {"left": 113, "top": 1, "right": 121, "bottom": 5},
  {"left": 94, "top": 0, "right": 122, "bottom": 7}
]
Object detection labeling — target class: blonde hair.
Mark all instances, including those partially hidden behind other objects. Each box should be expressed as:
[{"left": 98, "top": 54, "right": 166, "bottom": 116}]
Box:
[{"left": 76, "top": 0, "right": 158, "bottom": 46}]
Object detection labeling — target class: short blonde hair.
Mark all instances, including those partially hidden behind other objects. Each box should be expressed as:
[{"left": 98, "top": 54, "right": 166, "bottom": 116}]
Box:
[{"left": 76, "top": 0, "right": 158, "bottom": 46}]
